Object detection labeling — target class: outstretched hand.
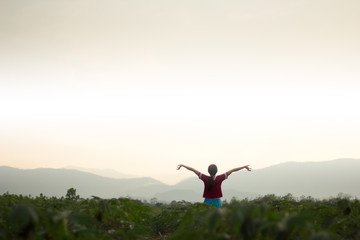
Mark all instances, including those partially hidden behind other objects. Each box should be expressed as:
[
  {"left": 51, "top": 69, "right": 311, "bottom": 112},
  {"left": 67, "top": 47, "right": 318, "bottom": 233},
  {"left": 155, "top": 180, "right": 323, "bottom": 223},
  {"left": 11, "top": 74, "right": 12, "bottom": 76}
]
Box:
[
  {"left": 176, "top": 164, "right": 184, "bottom": 170},
  {"left": 244, "top": 165, "right": 252, "bottom": 171},
  {"left": 176, "top": 164, "right": 200, "bottom": 176}
]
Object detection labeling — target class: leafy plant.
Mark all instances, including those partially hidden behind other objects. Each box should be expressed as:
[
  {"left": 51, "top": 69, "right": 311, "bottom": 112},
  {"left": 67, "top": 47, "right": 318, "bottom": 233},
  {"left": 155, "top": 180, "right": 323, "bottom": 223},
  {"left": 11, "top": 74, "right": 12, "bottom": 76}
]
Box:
[{"left": 1, "top": 191, "right": 360, "bottom": 240}]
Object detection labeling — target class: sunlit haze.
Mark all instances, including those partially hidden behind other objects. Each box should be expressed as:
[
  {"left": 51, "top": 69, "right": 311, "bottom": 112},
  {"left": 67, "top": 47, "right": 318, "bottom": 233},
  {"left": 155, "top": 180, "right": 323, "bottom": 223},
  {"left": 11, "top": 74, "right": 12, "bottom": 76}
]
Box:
[{"left": 1, "top": 0, "right": 360, "bottom": 184}]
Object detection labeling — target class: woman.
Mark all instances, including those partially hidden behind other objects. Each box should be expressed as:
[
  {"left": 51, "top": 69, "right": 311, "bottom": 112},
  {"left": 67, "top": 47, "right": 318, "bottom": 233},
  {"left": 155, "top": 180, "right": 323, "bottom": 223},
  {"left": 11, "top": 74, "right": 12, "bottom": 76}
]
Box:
[{"left": 176, "top": 164, "right": 251, "bottom": 207}]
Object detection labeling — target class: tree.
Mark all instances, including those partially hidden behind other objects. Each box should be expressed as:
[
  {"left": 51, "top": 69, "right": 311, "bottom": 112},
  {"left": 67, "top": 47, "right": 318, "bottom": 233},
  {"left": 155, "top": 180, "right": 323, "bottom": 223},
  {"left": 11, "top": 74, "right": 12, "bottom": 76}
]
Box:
[{"left": 66, "top": 188, "right": 79, "bottom": 200}]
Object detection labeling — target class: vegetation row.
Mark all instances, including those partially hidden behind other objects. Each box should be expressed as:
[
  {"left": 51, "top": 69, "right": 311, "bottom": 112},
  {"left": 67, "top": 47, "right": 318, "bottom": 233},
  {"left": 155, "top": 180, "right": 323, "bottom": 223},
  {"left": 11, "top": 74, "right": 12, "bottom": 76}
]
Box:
[{"left": 1, "top": 188, "right": 360, "bottom": 239}]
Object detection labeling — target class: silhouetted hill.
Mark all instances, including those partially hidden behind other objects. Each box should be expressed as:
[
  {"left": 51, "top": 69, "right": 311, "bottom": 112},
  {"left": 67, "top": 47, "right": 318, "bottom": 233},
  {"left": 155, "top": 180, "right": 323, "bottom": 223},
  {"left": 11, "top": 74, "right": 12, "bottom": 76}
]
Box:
[
  {"left": 222, "top": 158, "right": 360, "bottom": 198},
  {"left": 1, "top": 159, "right": 359, "bottom": 201},
  {"left": 64, "top": 166, "right": 136, "bottom": 179},
  {"left": 0, "top": 167, "right": 168, "bottom": 199}
]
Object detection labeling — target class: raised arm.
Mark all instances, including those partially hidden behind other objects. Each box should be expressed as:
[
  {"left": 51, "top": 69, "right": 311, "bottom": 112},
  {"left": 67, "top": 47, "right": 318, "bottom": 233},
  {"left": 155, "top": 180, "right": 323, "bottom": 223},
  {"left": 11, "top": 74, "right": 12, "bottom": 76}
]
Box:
[
  {"left": 226, "top": 165, "right": 251, "bottom": 176},
  {"left": 177, "top": 164, "right": 200, "bottom": 176}
]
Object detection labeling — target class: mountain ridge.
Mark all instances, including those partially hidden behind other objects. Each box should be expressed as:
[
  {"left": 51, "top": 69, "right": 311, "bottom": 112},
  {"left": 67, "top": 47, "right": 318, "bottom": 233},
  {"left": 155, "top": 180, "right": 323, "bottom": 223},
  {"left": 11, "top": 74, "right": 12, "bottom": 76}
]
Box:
[
  {"left": 63, "top": 166, "right": 136, "bottom": 179},
  {"left": 1, "top": 159, "right": 359, "bottom": 201}
]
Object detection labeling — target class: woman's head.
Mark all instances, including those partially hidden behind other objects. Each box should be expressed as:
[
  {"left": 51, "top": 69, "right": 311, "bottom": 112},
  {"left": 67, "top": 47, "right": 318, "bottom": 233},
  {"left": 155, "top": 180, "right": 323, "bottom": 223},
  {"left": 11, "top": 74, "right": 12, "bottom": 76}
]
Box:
[
  {"left": 207, "top": 164, "right": 217, "bottom": 192},
  {"left": 208, "top": 164, "right": 217, "bottom": 176}
]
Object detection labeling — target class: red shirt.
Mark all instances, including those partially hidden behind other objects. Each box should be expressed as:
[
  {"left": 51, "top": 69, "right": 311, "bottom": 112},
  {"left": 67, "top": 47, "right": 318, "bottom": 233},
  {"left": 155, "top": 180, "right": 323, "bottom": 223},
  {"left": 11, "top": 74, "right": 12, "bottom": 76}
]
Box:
[{"left": 199, "top": 173, "right": 228, "bottom": 199}]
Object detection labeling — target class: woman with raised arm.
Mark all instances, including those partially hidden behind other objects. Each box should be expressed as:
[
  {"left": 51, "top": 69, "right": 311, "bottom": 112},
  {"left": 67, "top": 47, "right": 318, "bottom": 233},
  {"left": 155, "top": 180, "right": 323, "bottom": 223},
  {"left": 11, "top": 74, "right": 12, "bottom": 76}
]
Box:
[{"left": 177, "top": 164, "right": 251, "bottom": 207}]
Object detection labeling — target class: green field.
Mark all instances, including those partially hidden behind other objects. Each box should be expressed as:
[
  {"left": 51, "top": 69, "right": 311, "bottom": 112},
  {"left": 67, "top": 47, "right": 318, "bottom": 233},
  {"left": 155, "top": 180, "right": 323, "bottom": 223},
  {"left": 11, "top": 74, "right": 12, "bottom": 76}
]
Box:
[{"left": 1, "top": 189, "right": 359, "bottom": 239}]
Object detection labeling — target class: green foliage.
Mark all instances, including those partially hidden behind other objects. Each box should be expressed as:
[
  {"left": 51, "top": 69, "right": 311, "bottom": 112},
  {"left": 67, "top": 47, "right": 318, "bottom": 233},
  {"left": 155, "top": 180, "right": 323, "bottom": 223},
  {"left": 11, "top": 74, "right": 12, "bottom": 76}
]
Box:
[
  {"left": 1, "top": 192, "right": 360, "bottom": 239},
  {"left": 66, "top": 188, "right": 80, "bottom": 200},
  {"left": 151, "top": 201, "right": 195, "bottom": 236}
]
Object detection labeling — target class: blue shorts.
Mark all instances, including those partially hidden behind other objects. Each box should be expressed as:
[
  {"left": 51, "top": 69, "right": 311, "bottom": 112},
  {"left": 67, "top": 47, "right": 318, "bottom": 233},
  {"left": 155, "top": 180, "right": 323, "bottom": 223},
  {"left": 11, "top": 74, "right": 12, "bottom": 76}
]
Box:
[{"left": 204, "top": 198, "right": 222, "bottom": 208}]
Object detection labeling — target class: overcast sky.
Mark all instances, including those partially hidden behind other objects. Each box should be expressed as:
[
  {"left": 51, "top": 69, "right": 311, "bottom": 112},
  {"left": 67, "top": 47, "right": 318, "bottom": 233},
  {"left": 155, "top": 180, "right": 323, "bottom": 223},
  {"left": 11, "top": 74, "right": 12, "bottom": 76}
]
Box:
[{"left": 1, "top": 0, "right": 360, "bottom": 184}]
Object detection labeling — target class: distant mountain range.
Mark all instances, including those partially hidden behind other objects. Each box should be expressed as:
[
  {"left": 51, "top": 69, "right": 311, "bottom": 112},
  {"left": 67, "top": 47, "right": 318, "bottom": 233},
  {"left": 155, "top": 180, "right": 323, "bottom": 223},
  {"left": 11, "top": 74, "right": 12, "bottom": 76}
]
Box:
[
  {"left": 1, "top": 159, "right": 359, "bottom": 202},
  {"left": 64, "top": 166, "right": 136, "bottom": 179}
]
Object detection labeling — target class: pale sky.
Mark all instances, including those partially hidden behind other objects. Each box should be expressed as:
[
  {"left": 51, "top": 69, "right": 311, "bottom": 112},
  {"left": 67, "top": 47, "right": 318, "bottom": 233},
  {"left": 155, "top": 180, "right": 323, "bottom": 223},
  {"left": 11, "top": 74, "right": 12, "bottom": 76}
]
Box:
[{"left": 1, "top": 0, "right": 360, "bottom": 184}]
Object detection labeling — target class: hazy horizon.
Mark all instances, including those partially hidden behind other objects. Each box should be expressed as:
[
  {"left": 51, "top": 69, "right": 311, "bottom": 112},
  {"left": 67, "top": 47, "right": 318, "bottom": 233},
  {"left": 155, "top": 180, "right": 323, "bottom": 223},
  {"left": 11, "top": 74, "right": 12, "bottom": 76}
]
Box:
[
  {"left": 2, "top": 159, "right": 360, "bottom": 200},
  {"left": 1, "top": 0, "right": 360, "bottom": 185}
]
